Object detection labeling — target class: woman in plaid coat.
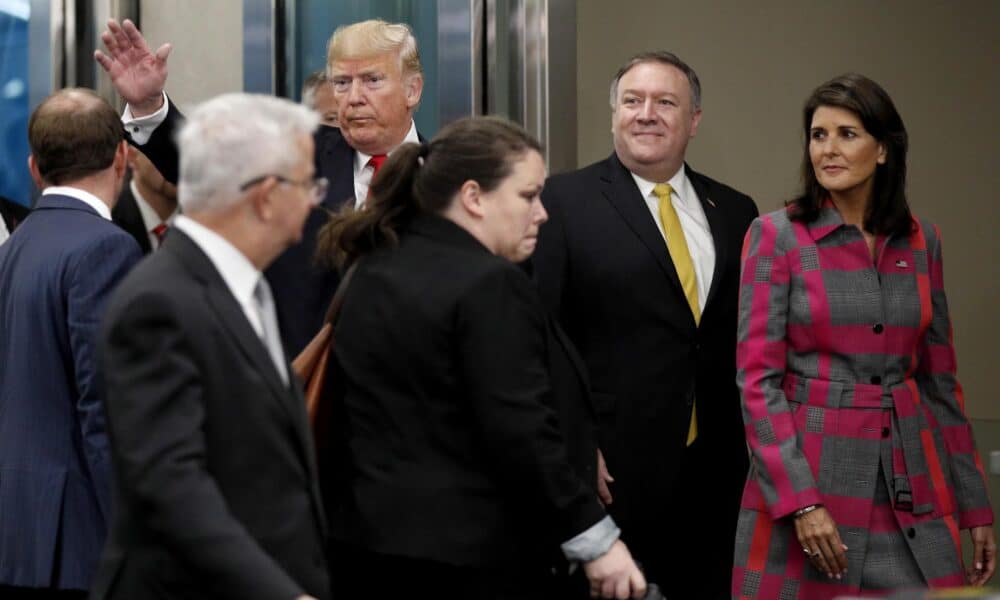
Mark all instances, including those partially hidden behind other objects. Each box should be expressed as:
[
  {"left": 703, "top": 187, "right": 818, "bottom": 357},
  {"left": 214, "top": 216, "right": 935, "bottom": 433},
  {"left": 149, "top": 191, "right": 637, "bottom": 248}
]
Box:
[{"left": 732, "top": 74, "right": 995, "bottom": 599}]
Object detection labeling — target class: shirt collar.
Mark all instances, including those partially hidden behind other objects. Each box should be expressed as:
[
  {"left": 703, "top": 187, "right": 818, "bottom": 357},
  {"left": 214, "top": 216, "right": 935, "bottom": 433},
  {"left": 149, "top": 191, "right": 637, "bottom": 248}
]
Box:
[
  {"left": 171, "top": 214, "right": 262, "bottom": 307},
  {"left": 353, "top": 120, "right": 420, "bottom": 174},
  {"left": 43, "top": 186, "right": 112, "bottom": 220},
  {"left": 630, "top": 164, "right": 688, "bottom": 203},
  {"left": 806, "top": 198, "right": 850, "bottom": 241},
  {"left": 130, "top": 180, "right": 178, "bottom": 233}
]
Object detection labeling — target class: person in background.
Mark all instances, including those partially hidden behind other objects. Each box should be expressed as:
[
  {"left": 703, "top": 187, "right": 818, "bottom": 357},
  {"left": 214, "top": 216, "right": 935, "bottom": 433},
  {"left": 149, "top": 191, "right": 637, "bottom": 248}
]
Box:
[
  {"left": 95, "top": 17, "right": 425, "bottom": 357},
  {"left": 0, "top": 194, "right": 30, "bottom": 245},
  {"left": 301, "top": 69, "right": 339, "bottom": 128},
  {"left": 733, "top": 73, "right": 995, "bottom": 599},
  {"left": 531, "top": 50, "right": 758, "bottom": 599},
  {"left": 112, "top": 146, "right": 178, "bottom": 254},
  {"left": 0, "top": 88, "right": 142, "bottom": 598},
  {"left": 92, "top": 93, "right": 329, "bottom": 600},
  {"left": 316, "top": 116, "right": 647, "bottom": 599}
]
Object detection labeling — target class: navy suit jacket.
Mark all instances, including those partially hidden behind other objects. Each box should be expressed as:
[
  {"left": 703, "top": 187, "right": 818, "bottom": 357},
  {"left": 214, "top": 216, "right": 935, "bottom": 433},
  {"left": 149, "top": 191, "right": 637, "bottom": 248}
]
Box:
[
  {"left": 136, "top": 99, "right": 423, "bottom": 355},
  {"left": 0, "top": 193, "right": 141, "bottom": 589}
]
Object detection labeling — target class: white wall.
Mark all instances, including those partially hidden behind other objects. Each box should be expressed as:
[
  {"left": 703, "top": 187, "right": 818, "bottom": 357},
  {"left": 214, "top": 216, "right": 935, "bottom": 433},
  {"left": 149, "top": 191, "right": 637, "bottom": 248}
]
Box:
[{"left": 139, "top": 0, "right": 243, "bottom": 111}]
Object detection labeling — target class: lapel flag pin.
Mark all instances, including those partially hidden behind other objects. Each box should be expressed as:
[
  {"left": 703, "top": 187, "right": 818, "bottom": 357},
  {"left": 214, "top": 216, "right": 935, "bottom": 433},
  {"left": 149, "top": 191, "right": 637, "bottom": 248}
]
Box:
[{"left": 895, "top": 259, "right": 908, "bottom": 268}]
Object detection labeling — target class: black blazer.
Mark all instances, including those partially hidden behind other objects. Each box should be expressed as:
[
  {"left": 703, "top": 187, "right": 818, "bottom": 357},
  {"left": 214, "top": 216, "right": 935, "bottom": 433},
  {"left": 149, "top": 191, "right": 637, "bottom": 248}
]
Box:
[
  {"left": 0, "top": 195, "right": 30, "bottom": 234},
  {"left": 532, "top": 153, "right": 758, "bottom": 542},
  {"left": 91, "top": 229, "right": 330, "bottom": 600},
  {"left": 111, "top": 177, "right": 153, "bottom": 255},
  {"left": 324, "top": 214, "right": 605, "bottom": 569},
  {"left": 137, "top": 99, "right": 421, "bottom": 356}
]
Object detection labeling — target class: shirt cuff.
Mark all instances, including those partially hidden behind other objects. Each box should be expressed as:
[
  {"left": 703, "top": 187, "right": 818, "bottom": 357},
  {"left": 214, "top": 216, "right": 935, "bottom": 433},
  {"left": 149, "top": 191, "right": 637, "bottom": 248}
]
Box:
[
  {"left": 122, "top": 91, "right": 169, "bottom": 145},
  {"left": 560, "top": 515, "right": 620, "bottom": 563}
]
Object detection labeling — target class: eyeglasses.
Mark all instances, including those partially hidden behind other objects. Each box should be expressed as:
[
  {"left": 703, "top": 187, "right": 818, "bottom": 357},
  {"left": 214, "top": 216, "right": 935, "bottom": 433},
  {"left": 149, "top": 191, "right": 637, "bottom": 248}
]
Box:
[{"left": 239, "top": 174, "right": 329, "bottom": 205}]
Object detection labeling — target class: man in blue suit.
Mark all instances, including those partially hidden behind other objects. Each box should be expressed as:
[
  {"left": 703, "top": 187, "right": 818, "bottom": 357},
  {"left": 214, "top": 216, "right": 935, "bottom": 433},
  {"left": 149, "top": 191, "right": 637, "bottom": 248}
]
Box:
[{"left": 0, "top": 88, "right": 142, "bottom": 597}]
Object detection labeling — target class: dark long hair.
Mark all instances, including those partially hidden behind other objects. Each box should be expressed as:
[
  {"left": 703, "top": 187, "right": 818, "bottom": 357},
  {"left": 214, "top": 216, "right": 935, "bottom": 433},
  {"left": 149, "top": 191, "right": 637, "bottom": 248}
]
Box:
[
  {"left": 316, "top": 116, "right": 542, "bottom": 268},
  {"left": 790, "top": 73, "right": 912, "bottom": 236}
]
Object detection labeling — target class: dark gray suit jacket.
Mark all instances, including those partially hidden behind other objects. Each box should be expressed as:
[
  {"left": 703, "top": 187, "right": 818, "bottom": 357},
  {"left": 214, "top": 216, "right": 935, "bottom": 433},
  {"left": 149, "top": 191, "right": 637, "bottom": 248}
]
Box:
[{"left": 91, "top": 228, "right": 330, "bottom": 600}]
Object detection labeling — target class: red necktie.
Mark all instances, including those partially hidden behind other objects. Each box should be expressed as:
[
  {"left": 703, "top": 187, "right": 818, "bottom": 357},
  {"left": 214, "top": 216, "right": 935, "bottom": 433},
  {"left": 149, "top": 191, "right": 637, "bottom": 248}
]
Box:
[
  {"left": 365, "top": 154, "right": 389, "bottom": 203},
  {"left": 368, "top": 154, "right": 388, "bottom": 176},
  {"left": 152, "top": 223, "right": 168, "bottom": 246}
]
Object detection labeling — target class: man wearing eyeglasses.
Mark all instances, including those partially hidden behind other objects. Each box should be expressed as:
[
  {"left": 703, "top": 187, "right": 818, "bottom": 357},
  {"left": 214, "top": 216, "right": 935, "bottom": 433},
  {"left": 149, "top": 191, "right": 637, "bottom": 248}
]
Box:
[
  {"left": 92, "top": 93, "right": 330, "bottom": 600},
  {"left": 95, "top": 18, "right": 423, "bottom": 357}
]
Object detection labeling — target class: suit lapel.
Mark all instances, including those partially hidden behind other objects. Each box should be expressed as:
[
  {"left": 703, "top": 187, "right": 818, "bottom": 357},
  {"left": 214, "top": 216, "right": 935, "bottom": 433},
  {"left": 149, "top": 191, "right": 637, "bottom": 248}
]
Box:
[
  {"left": 599, "top": 155, "right": 688, "bottom": 308},
  {"left": 688, "top": 167, "right": 728, "bottom": 313},
  {"left": 316, "top": 127, "right": 358, "bottom": 209},
  {"left": 111, "top": 186, "right": 153, "bottom": 255},
  {"left": 166, "top": 231, "right": 306, "bottom": 432}
]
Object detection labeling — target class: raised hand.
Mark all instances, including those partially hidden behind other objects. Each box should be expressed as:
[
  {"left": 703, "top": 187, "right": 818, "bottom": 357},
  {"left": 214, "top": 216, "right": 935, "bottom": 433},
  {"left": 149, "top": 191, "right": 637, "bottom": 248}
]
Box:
[{"left": 94, "top": 19, "right": 171, "bottom": 116}]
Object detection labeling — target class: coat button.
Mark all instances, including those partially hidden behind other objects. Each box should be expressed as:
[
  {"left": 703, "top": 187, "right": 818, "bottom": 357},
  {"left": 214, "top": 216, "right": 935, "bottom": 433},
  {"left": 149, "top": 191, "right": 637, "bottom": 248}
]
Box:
[
  {"left": 881, "top": 427, "right": 890, "bottom": 438},
  {"left": 873, "top": 323, "right": 884, "bottom": 334},
  {"left": 870, "top": 375, "right": 882, "bottom": 385},
  {"left": 907, "top": 527, "right": 916, "bottom": 539}
]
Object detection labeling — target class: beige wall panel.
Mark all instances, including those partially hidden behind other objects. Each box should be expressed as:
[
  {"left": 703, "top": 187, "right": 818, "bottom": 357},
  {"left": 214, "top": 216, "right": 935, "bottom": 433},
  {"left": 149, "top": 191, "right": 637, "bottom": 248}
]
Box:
[
  {"left": 577, "top": 0, "right": 1000, "bottom": 420},
  {"left": 139, "top": 0, "right": 243, "bottom": 111}
]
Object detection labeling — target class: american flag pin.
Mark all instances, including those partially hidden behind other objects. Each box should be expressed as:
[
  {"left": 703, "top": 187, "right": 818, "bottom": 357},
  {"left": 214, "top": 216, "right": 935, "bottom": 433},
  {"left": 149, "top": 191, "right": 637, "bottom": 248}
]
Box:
[{"left": 895, "top": 259, "right": 908, "bottom": 268}]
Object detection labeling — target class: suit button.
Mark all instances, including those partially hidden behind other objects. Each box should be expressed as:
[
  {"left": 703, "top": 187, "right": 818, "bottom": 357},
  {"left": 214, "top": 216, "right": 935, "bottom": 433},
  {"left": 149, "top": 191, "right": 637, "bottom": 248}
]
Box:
[
  {"left": 881, "top": 427, "right": 890, "bottom": 438},
  {"left": 907, "top": 527, "right": 916, "bottom": 539},
  {"left": 870, "top": 375, "right": 882, "bottom": 385},
  {"left": 873, "top": 323, "right": 884, "bottom": 334}
]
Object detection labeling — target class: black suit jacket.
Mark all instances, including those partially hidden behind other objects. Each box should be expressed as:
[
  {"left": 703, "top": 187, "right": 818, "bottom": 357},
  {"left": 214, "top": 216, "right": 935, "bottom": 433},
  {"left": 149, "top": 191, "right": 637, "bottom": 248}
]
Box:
[
  {"left": 324, "top": 214, "right": 605, "bottom": 569},
  {"left": 91, "top": 229, "right": 330, "bottom": 600},
  {"left": 111, "top": 178, "right": 153, "bottom": 255},
  {"left": 532, "top": 153, "right": 758, "bottom": 554},
  {"left": 0, "top": 195, "right": 30, "bottom": 234},
  {"left": 137, "top": 99, "right": 421, "bottom": 356}
]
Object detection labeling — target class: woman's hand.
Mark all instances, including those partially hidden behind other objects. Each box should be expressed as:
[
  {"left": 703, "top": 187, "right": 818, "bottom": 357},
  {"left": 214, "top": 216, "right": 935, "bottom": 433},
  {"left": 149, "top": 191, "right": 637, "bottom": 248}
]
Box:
[
  {"left": 583, "top": 540, "right": 647, "bottom": 599},
  {"left": 793, "top": 506, "right": 848, "bottom": 579},
  {"left": 967, "top": 525, "right": 997, "bottom": 586}
]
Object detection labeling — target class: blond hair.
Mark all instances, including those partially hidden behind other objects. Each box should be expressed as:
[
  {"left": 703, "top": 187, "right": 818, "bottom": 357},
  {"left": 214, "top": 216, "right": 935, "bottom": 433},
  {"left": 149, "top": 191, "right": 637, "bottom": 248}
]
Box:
[{"left": 326, "top": 19, "right": 422, "bottom": 78}]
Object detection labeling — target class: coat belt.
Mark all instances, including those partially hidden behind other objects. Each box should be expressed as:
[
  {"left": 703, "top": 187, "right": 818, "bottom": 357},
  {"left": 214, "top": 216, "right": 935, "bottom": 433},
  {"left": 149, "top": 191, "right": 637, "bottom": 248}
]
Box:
[{"left": 783, "top": 374, "right": 936, "bottom": 516}]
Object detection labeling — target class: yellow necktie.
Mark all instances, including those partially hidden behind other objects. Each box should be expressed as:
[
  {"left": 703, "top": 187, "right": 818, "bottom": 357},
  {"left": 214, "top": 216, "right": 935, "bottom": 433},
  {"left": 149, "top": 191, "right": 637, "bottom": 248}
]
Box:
[{"left": 654, "top": 183, "right": 699, "bottom": 446}]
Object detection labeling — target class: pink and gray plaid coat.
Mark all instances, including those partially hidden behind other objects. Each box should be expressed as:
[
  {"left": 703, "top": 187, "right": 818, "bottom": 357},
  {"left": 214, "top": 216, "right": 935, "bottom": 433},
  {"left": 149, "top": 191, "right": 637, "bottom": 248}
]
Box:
[{"left": 732, "top": 204, "right": 993, "bottom": 599}]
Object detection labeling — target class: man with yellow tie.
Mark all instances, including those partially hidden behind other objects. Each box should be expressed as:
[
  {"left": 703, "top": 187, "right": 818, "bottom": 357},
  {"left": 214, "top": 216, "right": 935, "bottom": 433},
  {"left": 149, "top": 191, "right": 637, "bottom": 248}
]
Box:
[{"left": 532, "top": 51, "right": 758, "bottom": 599}]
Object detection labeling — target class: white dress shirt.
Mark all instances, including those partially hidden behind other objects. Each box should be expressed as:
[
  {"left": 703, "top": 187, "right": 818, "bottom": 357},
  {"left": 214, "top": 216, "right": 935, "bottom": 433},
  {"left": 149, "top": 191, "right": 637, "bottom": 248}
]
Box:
[
  {"left": 353, "top": 122, "right": 420, "bottom": 207},
  {"left": 631, "top": 166, "right": 715, "bottom": 311},
  {"left": 130, "top": 180, "right": 178, "bottom": 250},
  {"left": 171, "top": 215, "right": 267, "bottom": 338},
  {"left": 44, "top": 186, "right": 113, "bottom": 221},
  {"left": 121, "top": 92, "right": 170, "bottom": 145}
]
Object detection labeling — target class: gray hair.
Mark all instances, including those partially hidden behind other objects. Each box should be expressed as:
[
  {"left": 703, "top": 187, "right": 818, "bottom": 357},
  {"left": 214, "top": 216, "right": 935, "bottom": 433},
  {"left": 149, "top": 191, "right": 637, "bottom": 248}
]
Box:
[
  {"left": 609, "top": 51, "right": 702, "bottom": 111},
  {"left": 177, "top": 93, "right": 320, "bottom": 213},
  {"left": 301, "top": 69, "right": 327, "bottom": 109}
]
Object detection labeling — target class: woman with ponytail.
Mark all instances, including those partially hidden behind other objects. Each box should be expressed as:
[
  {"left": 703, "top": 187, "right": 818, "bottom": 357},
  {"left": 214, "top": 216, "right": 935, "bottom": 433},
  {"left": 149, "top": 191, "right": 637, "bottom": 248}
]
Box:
[{"left": 316, "top": 116, "right": 647, "bottom": 599}]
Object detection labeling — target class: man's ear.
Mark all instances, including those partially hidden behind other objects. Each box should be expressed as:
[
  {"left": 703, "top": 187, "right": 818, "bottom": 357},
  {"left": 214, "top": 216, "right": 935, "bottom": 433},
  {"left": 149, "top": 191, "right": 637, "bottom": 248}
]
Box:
[
  {"left": 457, "top": 179, "right": 485, "bottom": 219},
  {"left": 249, "top": 177, "right": 280, "bottom": 221},
  {"left": 27, "top": 155, "right": 45, "bottom": 190},
  {"left": 113, "top": 141, "right": 130, "bottom": 179},
  {"left": 688, "top": 107, "right": 703, "bottom": 138},
  {"left": 404, "top": 73, "right": 424, "bottom": 111}
]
